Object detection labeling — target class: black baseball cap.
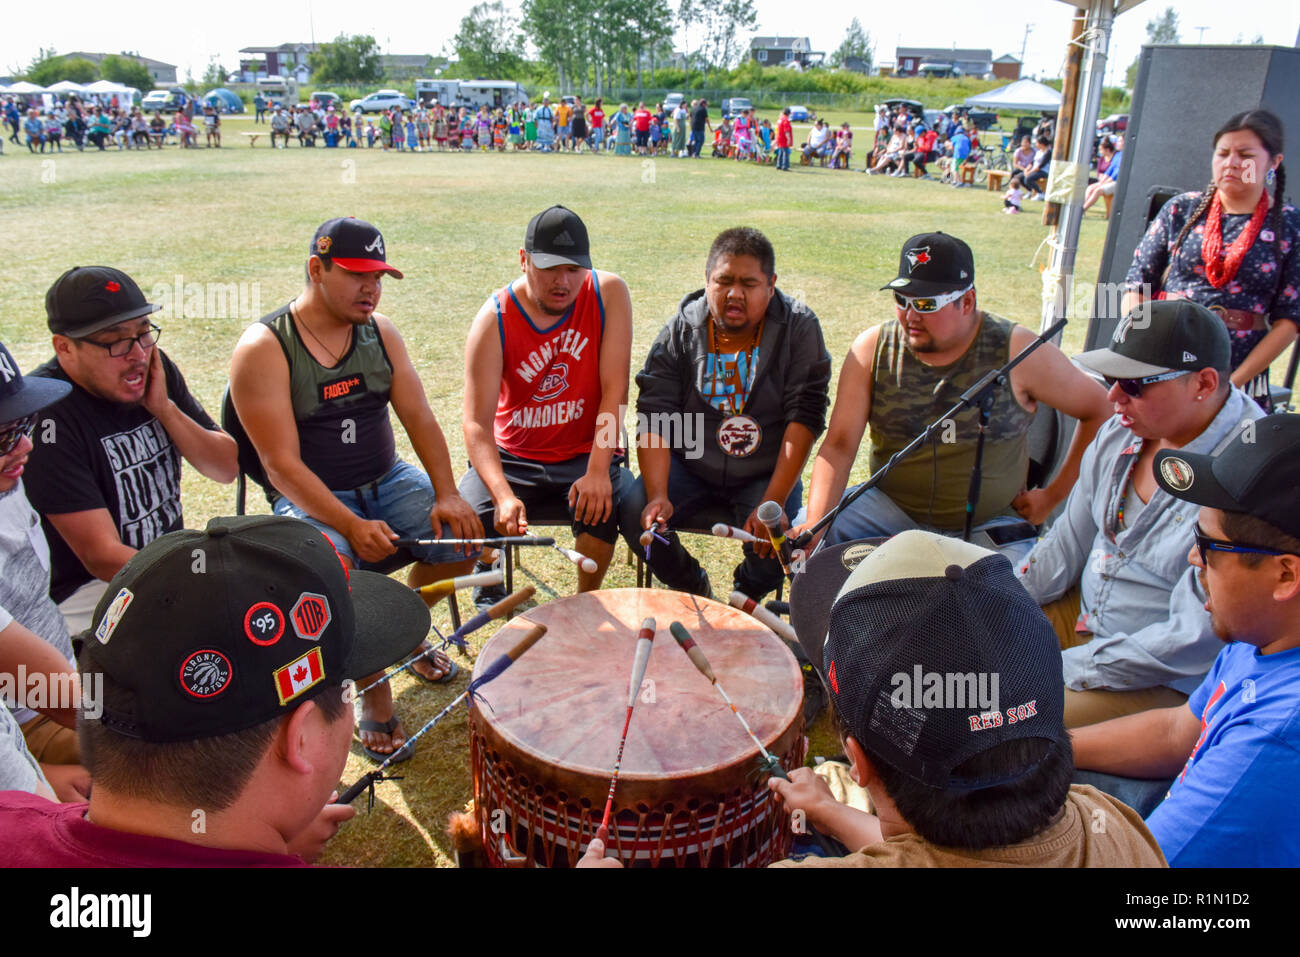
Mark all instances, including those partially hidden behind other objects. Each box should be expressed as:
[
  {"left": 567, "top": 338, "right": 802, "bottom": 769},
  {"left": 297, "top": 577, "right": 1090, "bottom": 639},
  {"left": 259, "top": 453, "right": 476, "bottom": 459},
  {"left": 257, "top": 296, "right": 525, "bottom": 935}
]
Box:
[
  {"left": 1154, "top": 413, "right": 1300, "bottom": 540},
  {"left": 80, "top": 515, "right": 430, "bottom": 742},
  {"left": 795, "top": 530, "right": 1068, "bottom": 791},
  {"left": 311, "top": 217, "right": 404, "bottom": 278},
  {"left": 45, "top": 266, "right": 162, "bottom": 338},
  {"left": 881, "top": 232, "right": 975, "bottom": 297},
  {"left": 1076, "top": 299, "right": 1230, "bottom": 379},
  {"left": 524, "top": 206, "right": 592, "bottom": 269},
  {"left": 0, "top": 341, "right": 70, "bottom": 423}
]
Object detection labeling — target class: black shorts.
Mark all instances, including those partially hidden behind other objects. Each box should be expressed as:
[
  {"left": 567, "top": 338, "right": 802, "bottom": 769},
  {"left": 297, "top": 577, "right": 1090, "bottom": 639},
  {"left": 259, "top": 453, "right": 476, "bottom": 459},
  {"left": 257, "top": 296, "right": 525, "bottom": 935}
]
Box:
[
  {"left": 458, "top": 449, "right": 643, "bottom": 544},
  {"left": 635, "top": 129, "right": 649, "bottom": 147}
]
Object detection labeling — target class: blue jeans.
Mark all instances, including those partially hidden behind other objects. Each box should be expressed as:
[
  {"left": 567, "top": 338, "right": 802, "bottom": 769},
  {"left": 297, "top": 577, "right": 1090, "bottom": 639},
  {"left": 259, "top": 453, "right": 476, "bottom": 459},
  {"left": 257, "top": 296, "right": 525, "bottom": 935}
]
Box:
[
  {"left": 1072, "top": 769, "right": 1173, "bottom": 819},
  {"left": 688, "top": 130, "right": 703, "bottom": 157},
  {"left": 825, "top": 484, "right": 1036, "bottom": 566},
  {"left": 638, "top": 457, "right": 801, "bottom": 600},
  {"left": 775, "top": 146, "right": 791, "bottom": 170},
  {"left": 272, "top": 460, "right": 476, "bottom": 567}
]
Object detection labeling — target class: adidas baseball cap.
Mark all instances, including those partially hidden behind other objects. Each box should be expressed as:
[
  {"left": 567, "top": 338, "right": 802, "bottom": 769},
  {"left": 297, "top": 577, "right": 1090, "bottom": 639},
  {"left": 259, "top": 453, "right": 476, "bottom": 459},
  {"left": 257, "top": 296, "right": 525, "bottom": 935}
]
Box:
[
  {"left": 881, "top": 232, "right": 975, "bottom": 297},
  {"left": 1076, "top": 299, "right": 1230, "bottom": 379},
  {"left": 1155, "top": 413, "right": 1300, "bottom": 540},
  {"left": 80, "top": 515, "right": 430, "bottom": 742},
  {"left": 524, "top": 206, "right": 592, "bottom": 269},
  {"left": 310, "top": 217, "right": 404, "bottom": 278},
  {"left": 795, "top": 530, "right": 1067, "bottom": 791},
  {"left": 45, "top": 266, "right": 162, "bottom": 339}
]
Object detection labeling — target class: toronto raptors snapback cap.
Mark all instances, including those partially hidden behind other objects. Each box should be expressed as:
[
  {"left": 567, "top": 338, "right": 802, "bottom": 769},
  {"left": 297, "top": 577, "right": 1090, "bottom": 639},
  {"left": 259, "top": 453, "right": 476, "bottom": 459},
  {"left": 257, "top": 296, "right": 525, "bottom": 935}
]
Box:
[
  {"left": 79, "top": 516, "right": 430, "bottom": 742},
  {"left": 310, "top": 217, "right": 404, "bottom": 278},
  {"left": 525, "top": 205, "right": 592, "bottom": 269}
]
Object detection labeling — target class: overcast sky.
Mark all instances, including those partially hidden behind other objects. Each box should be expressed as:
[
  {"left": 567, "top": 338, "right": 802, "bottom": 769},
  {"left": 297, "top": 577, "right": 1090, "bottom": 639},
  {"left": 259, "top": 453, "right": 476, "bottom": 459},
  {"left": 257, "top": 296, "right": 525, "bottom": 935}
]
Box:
[{"left": 5, "top": 1, "right": 1296, "bottom": 87}]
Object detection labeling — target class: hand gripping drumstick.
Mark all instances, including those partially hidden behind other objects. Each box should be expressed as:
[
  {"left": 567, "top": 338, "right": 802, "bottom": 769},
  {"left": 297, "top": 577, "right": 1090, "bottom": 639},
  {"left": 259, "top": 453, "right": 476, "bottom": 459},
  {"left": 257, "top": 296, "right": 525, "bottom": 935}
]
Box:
[
  {"left": 552, "top": 543, "right": 598, "bottom": 574},
  {"left": 412, "top": 569, "right": 503, "bottom": 602},
  {"left": 668, "top": 621, "right": 839, "bottom": 856},
  {"left": 338, "top": 623, "right": 548, "bottom": 807},
  {"left": 729, "top": 591, "right": 799, "bottom": 648},
  {"left": 358, "top": 586, "right": 537, "bottom": 695},
  {"left": 394, "top": 535, "right": 556, "bottom": 549},
  {"left": 596, "top": 618, "right": 656, "bottom": 845},
  {"left": 712, "top": 523, "right": 760, "bottom": 544},
  {"left": 756, "top": 500, "right": 797, "bottom": 577}
]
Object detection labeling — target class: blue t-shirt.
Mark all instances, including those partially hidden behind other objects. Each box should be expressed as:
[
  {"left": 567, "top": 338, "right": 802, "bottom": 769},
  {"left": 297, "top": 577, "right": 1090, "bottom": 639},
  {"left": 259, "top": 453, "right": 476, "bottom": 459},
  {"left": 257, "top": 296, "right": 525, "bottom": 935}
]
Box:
[
  {"left": 1104, "top": 150, "right": 1122, "bottom": 179},
  {"left": 1146, "top": 641, "right": 1300, "bottom": 866},
  {"left": 952, "top": 132, "right": 970, "bottom": 163}
]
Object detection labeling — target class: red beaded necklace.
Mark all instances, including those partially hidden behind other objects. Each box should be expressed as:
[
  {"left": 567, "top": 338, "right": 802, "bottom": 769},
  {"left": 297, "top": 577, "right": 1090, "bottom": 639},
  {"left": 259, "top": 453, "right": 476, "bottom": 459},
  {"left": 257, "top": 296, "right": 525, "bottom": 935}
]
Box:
[{"left": 1201, "top": 190, "right": 1269, "bottom": 288}]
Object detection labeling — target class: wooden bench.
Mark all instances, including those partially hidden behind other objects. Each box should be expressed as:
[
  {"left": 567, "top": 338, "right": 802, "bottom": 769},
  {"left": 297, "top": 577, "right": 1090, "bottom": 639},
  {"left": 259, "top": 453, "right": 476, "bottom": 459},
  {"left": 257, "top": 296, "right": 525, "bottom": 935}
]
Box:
[
  {"left": 1103, "top": 192, "right": 1114, "bottom": 219},
  {"left": 959, "top": 162, "right": 977, "bottom": 186},
  {"left": 241, "top": 131, "right": 263, "bottom": 147},
  {"left": 986, "top": 169, "right": 1010, "bottom": 191}
]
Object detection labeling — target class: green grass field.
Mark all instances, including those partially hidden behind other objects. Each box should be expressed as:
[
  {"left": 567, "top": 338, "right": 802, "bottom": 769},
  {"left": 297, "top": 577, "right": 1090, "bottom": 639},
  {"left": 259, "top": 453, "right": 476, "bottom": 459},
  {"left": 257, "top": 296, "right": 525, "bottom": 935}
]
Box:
[{"left": 0, "top": 119, "right": 1116, "bottom": 866}]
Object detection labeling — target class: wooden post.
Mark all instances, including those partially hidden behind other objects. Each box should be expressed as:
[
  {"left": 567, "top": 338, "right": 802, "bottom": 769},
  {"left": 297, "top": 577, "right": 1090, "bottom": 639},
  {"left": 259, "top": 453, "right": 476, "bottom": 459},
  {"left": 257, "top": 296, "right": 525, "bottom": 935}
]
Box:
[{"left": 1044, "top": 8, "right": 1087, "bottom": 227}]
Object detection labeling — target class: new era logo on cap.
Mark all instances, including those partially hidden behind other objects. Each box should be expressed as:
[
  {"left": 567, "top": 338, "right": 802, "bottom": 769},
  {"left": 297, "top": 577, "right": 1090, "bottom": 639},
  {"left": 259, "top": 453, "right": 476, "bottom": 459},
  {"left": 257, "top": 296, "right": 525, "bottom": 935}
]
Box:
[{"left": 1183, "top": 351, "right": 1197, "bottom": 363}]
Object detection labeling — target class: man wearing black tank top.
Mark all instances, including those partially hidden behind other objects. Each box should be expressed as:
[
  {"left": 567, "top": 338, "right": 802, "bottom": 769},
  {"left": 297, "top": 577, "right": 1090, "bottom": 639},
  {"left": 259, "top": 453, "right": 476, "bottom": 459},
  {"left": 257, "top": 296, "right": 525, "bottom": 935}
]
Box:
[{"left": 230, "top": 218, "right": 483, "bottom": 762}]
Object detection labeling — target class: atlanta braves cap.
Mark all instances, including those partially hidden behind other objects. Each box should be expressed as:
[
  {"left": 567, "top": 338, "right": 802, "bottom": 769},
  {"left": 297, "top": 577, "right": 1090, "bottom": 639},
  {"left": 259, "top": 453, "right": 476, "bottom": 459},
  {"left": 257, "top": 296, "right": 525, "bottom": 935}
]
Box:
[
  {"left": 797, "top": 530, "right": 1068, "bottom": 791},
  {"left": 45, "top": 266, "right": 162, "bottom": 339},
  {"left": 80, "top": 515, "right": 430, "bottom": 742},
  {"left": 311, "top": 217, "right": 404, "bottom": 278},
  {"left": 1076, "top": 299, "right": 1230, "bottom": 379},
  {"left": 1154, "top": 413, "right": 1300, "bottom": 540},
  {"left": 881, "top": 232, "right": 975, "bottom": 297},
  {"left": 525, "top": 205, "right": 592, "bottom": 269}
]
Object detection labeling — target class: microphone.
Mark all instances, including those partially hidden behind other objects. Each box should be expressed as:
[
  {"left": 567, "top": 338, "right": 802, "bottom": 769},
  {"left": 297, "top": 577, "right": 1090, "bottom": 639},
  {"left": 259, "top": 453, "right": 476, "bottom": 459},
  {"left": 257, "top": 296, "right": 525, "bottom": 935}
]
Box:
[{"left": 756, "top": 500, "right": 795, "bottom": 576}]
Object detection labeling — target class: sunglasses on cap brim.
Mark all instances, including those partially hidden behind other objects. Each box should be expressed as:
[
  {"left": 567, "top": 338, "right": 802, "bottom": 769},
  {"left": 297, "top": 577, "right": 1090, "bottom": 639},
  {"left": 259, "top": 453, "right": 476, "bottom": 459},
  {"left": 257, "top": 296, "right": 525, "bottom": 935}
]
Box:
[
  {"left": 1102, "top": 369, "right": 1189, "bottom": 397},
  {"left": 892, "top": 286, "right": 971, "bottom": 313}
]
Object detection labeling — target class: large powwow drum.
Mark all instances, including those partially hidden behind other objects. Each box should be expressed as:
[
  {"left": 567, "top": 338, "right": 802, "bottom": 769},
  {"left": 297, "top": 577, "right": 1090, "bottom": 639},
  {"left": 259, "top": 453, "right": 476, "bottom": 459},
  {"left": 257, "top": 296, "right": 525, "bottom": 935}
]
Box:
[{"left": 469, "top": 588, "right": 805, "bottom": 867}]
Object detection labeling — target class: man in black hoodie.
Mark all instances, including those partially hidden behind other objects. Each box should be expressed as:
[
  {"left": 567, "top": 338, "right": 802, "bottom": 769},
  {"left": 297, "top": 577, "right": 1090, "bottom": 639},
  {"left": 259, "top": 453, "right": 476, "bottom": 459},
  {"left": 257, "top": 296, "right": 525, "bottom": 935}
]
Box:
[{"left": 634, "top": 227, "right": 831, "bottom": 600}]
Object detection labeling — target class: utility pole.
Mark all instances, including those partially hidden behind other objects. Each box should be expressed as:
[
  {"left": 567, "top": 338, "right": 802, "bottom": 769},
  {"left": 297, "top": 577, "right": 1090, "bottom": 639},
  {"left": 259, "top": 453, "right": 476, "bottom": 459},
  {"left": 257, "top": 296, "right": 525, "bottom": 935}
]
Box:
[
  {"left": 1195, "top": 26, "right": 1209, "bottom": 44},
  {"left": 1020, "top": 23, "right": 1033, "bottom": 67}
]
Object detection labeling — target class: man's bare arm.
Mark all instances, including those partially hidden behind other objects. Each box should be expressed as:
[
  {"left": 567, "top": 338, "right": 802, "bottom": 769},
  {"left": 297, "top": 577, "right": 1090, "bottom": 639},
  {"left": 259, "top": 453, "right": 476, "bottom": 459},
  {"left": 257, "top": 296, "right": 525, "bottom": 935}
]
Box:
[
  {"left": 1071, "top": 703, "right": 1202, "bottom": 779},
  {"left": 44, "top": 509, "right": 135, "bottom": 584},
  {"left": 462, "top": 296, "right": 525, "bottom": 534}
]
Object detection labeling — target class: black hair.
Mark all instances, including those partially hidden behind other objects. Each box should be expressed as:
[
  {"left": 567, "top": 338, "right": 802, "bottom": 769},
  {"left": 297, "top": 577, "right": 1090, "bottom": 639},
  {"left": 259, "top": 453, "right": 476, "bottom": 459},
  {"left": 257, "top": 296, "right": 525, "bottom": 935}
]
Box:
[
  {"left": 1220, "top": 510, "right": 1300, "bottom": 566},
  {"left": 706, "top": 227, "right": 775, "bottom": 279},
  {"left": 304, "top": 256, "right": 334, "bottom": 284}
]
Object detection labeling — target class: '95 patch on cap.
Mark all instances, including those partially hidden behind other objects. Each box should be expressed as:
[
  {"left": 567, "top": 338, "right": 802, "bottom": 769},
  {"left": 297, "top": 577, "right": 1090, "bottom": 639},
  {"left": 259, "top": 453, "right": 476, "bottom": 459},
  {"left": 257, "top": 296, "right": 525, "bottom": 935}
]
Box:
[
  {"left": 274, "top": 647, "right": 325, "bottom": 705},
  {"left": 1159, "top": 456, "right": 1195, "bottom": 492}
]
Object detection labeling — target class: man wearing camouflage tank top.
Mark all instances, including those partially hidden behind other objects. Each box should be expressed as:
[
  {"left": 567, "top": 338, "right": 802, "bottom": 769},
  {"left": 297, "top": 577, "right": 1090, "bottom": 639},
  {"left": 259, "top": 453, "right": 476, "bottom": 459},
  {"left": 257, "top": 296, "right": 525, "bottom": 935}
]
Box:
[{"left": 795, "top": 232, "right": 1111, "bottom": 563}]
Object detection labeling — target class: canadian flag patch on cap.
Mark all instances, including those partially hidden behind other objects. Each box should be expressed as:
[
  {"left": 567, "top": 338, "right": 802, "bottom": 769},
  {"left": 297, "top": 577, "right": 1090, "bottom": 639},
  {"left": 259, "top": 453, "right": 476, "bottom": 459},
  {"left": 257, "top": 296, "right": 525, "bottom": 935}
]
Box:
[{"left": 274, "top": 647, "right": 325, "bottom": 705}]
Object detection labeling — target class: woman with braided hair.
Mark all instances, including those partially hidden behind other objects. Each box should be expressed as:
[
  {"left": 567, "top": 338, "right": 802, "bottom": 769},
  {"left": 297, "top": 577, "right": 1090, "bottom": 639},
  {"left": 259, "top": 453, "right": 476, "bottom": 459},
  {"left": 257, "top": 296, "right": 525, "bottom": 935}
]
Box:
[{"left": 1124, "top": 110, "right": 1298, "bottom": 409}]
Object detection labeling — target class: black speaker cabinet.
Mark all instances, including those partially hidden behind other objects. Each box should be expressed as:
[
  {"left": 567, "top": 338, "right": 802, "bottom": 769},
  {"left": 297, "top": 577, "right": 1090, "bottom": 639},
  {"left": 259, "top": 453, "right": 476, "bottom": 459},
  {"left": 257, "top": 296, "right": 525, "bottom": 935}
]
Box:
[{"left": 1087, "top": 44, "right": 1300, "bottom": 350}]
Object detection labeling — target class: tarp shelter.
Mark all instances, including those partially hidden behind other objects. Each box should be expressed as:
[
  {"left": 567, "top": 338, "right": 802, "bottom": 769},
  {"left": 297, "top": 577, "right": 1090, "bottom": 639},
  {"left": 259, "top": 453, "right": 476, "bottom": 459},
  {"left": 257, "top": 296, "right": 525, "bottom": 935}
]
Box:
[
  {"left": 46, "top": 80, "right": 90, "bottom": 95},
  {"left": 5, "top": 81, "right": 47, "bottom": 94},
  {"left": 203, "top": 88, "right": 245, "bottom": 113},
  {"left": 964, "top": 79, "right": 1062, "bottom": 114},
  {"left": 84, "top": 80, "right": 139, "bottom": 108}
]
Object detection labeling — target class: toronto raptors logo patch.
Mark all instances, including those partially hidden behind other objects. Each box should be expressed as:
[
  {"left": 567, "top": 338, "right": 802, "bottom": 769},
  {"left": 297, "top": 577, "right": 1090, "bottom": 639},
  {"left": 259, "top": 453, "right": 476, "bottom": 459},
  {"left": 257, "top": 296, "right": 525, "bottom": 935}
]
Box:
[
  {"left": 717, "top": 414, "right": 761, "bottom": 457},
  {"left": 291, "top": 593, "right": 332, "bottom": 641},
  {"left": 316, "top": 236, "right": 333, "bottom": 255},
  {"left": 904, "top": 246, "right": 932, "bottom": 272},
  {"left": 532, "top": 361, "right": 570, "bottom": 401},
  {"left": 244, "top": 601, "right": 285, "bottom": 647},
  {"left": 179, "top": 650, "right": 233, "bottom": 699}
]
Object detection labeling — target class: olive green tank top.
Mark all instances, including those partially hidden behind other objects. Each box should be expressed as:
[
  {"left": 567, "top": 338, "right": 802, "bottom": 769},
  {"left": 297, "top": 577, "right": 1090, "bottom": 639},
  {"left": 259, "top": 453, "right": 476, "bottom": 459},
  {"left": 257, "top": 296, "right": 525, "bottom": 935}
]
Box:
[{"left": 868, "top": 312, "right": 1032, "bottom": 528}]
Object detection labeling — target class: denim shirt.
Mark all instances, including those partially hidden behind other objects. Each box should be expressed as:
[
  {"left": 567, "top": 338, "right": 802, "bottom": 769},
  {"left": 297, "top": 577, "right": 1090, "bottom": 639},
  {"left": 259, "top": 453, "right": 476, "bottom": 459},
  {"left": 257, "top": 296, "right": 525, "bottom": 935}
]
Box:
[{"left": 1017, "top": 388, "right": 1263, "bottom": 695}]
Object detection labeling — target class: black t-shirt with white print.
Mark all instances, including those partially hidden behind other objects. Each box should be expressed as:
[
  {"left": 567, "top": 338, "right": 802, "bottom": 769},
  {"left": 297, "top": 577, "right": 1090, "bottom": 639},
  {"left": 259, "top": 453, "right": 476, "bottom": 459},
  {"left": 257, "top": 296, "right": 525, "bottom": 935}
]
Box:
[{"left": 25, "top": 352, "right": 218, "bottom": 603}]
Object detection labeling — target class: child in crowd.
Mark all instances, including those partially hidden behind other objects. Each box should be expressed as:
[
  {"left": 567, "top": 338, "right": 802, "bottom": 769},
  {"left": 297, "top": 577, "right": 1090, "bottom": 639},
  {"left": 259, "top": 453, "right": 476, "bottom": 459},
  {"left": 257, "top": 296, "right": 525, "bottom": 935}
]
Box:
[
  {"left": 1003, "top": 172, "right": 1025, "bottom": 214},
  {"left": 405, "top": 116, "right": 418, "bottom": 151},
  {"left": 365, "top": 120, "right": 376, "bottom": 148},
  {"left": 493, "top": 109, "right": 508, "bottom": 151}
]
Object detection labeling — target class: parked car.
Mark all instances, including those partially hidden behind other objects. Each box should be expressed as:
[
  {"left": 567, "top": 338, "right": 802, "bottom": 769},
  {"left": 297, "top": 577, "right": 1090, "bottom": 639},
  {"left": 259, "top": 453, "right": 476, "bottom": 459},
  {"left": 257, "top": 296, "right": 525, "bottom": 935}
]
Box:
[
  {"left": 787, "top": 104, "right": 810, "bottom": 122},
  {"left": 1097, "top": 113, "right": 1128, "bottom": 134},
  {"left": 142, "top": 88, "right": 190, "bottom": 112},
  {"left": 310, "top": 91, "right": 342, "bottom": 112},
  {"left": 721, "top": 96, "right": 753, "bottom": 120},
  {"left": 664, "top": 92, "right": 684, "bottom": 113},
  {"left": 350, "top": 90, "right": 416, "bottom": 113}
]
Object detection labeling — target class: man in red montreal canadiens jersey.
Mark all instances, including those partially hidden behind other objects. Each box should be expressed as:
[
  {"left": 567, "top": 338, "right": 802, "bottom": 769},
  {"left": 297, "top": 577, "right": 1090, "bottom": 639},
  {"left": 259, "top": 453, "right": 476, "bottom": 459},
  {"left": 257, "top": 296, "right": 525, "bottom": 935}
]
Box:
[{"left": 461, "top": 206, "right": 641, "bottom": 591}]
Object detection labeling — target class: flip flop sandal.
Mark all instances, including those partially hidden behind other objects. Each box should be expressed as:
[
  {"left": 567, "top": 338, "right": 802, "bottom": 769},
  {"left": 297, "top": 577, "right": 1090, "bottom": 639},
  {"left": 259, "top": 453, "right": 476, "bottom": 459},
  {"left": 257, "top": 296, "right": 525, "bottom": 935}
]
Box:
[
  {"left": 410, "top": 649, "right": 460, "bottom": 686},
  {"left": 357, "top": 717, "right": 415, "bottom": 764}
]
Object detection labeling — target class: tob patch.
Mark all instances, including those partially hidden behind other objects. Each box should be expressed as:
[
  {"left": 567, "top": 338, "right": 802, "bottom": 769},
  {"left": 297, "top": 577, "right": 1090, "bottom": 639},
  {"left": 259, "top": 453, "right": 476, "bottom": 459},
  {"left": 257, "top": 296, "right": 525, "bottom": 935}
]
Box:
[
  {"left": 291, "top": 593, "right": 332, "bottom": 641},
  {"left": 179, "top": 650, "right": 233, "bottom": 699},
  {"left": 244, "top": 601, "right": 285, "bottom": 646},
  {"left": 274, "top": 647, "right": 325, "bottom": 705}
]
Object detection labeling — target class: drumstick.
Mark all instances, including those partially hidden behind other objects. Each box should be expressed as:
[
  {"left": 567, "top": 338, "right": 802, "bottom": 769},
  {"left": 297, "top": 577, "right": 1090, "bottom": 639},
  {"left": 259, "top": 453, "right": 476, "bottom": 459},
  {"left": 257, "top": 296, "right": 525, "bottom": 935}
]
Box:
[
  {"left": 394, "top": 535, "right": 556, "bottom": 549},
  {"left": 729, "top": 591, "right": 799, "bottom": 648},
  {"left": 339, "top": 623, "right": 548, "bottom": 806},
  {"left": 639, "top": 528, "right": 655, "bottom": 548},
  {"left": 412, "top": 569, "right": 502, "bottom": 600},
  {"left": 596, "top": 617, "right": 656, "bottom": 845},
  {"left": 552, "top": 543, "right": 598, "bottom": 574},
  {"left": 668, "top": 621, "right": 839, "bottom": 856},
  {"left": 711, "top": 523, "right": 760, "bottom": 544},
  {"left": 357, "top": 586, "right": 536, "bottom": 694}
]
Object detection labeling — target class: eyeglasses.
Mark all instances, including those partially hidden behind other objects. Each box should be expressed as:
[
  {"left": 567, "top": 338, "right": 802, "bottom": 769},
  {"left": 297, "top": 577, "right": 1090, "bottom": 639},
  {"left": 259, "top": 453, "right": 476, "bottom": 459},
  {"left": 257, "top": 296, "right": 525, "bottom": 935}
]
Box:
[
  {"left": 892, "top": 286, "right": 971, "bottom": 314},
  {"left": 1103, "top": 369, "right": 1189, "bottom": 397},
  {"left": 79, "top": 323, "right": 161, "bottom": 358},
  {"left": 1193, "top": 523, "right": 1290, "bottom": 565},
  {"left": 0, "top": 413, "right": 38, "bottom": 456}
]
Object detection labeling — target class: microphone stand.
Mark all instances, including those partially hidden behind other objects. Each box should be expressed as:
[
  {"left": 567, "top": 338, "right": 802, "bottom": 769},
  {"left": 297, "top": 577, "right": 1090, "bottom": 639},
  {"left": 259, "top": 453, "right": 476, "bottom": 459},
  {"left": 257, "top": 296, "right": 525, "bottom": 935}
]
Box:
[{"left": 794, "top": 318, "right": 1067, "bottom": 551}]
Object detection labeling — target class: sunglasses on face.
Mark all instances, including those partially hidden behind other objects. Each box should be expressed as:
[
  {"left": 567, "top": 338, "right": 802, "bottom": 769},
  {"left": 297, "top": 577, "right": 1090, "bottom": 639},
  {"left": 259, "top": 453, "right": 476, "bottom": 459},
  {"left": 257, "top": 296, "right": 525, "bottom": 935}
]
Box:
[
  {"left": 892, "top": 286, "right": 971, "bottom": 314},
  {"left": 0, "top": 413, "right": 39, "bottom": 456},
  {"left": 1193, "top": 523, "right": 1290, "bottom": 565},
  {"left": 80, "top": 323, "right": 162, "bottom": 358},
  {"left": 1103, "top": 369, "right": 1189, "bottom": 397}
]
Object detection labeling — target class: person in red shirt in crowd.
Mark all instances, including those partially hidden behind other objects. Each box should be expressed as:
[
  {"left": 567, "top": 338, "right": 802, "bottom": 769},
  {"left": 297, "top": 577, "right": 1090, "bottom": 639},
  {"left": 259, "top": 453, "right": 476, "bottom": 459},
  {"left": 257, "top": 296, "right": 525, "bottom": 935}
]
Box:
[
  {"left": 588, "top": 98, "right": 606, "bottom": 151},
  {"left": 632, "top": 102, "right": 652, "bottom": 155},
  {"left": 775, "top": 107, "right": 793, "bottom": 171},
  {"left": 906, "top": 125, "right": 940, "bottom": 179}
]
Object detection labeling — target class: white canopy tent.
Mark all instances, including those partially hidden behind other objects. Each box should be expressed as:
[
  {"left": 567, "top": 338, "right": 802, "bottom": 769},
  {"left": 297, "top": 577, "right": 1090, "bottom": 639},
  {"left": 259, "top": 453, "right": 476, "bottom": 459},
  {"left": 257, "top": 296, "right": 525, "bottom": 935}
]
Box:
[
  {"left": 83, "top": 80, "right": 139, "bottom": 106},
  {"left": 965, "top": 79, "right": 1063, "bottom": 114},
  {"left": 46, "top": 80, "right": 91, "bottom": 95},
  {"left": 5, "top": 81, "right": 47, "bottom": 94}
]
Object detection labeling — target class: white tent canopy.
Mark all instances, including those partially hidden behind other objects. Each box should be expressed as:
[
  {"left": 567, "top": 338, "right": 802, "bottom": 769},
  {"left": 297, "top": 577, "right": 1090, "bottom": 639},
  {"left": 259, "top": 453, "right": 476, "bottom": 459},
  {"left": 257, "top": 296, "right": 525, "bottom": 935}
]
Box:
[
  {"left": 47, "top": 80, "right": 90, "bottom": 94},
  {"left": 964, "top": 79, "right": 1062, "bottom": 114},
  {"left": 85, "top": 79, "right": 137, "bottom": 95},
  {"left": 5, "top": 81, "right": 47, "bottom": 94}
]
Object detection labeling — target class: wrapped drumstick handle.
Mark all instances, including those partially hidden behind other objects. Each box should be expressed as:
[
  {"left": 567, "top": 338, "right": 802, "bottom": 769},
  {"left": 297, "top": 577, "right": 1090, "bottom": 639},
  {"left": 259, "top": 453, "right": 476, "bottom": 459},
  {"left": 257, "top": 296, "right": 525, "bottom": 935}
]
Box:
[
  {"left": 729, "top": 591, "right": 799, "bottom": 648},
  {"left": 394, "top": 535, "right": 555, "bottom": 548},
  {"left": 597, "top": 617, "right": 656, "bottom": 843},
  {"left": 552, "top": 543, "right": 598, "bottom": 574},
  {"left": 440, "top": 586, "right": 535, "bottom": 650},
  {"left": 413, "top": 569, "right": 502, "bottom": 600},
  {"left": 712, "top": 523, "right": 760, "bottom": 544}
]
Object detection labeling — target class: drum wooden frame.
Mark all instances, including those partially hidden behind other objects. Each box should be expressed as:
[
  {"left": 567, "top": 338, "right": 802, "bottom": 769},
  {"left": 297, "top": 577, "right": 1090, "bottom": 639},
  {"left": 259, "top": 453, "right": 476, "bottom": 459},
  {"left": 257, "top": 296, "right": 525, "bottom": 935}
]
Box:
[{"left": 469, "top": 589, "right": 805, "bottom": 867}]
